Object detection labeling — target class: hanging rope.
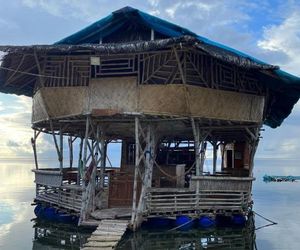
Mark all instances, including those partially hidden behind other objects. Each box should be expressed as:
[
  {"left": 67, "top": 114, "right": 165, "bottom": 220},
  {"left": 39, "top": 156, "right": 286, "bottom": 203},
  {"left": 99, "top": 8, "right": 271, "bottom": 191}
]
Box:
[
  {"left": 167, "top": 217, "right": 197, "bottom": 232},
  {"left": 0, "top": 65, "right": 66, "bottom": 79},
  {"left": 254, "top": 211, "right": 278, "bottom": 231},
  {"left": 153, "top": 159, "right": 196, "bottom": 180}
]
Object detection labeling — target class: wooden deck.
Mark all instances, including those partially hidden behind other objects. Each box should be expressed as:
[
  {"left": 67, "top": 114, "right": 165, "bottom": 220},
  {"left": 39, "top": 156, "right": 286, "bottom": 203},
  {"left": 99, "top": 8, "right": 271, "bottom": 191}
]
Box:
[{"left": 81, "top": 220, "right": 129, "bottom": 250}]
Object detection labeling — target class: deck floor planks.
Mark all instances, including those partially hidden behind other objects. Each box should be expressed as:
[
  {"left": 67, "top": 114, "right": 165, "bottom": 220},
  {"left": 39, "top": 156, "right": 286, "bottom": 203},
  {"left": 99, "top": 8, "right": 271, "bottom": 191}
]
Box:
[{"left": 81, "top": 219, "right": 129, "bottom": 250}]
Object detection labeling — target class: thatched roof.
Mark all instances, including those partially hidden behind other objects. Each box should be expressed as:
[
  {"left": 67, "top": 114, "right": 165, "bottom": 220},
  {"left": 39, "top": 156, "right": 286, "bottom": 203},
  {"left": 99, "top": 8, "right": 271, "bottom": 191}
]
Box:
[{"left": 0, "top": 6, "right": 300, "bottom": 128}]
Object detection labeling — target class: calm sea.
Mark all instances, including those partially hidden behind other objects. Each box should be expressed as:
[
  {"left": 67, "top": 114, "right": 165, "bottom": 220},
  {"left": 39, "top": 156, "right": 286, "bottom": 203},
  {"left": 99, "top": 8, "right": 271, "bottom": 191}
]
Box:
[{"left": 0, "top": 158, "right": 299, "bottom": 250}]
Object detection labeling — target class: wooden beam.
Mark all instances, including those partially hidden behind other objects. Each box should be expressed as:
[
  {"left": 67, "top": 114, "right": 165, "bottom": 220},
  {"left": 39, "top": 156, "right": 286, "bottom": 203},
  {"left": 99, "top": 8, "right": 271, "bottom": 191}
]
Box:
[
  {"left": 59, "top": 126, "right": 63, "bottom": 170},
  {"left": 99, "top": 124, "right": 106, "bottom": 188},
  {"left": 69, "top": 136, "right": 73, "bottom": 169},
  {"left": 248, "top": 125, "right": 261, "bottom": 177},
  {"left": 82, "top": 116, "right": 90, "bottom": 179},
  {"left": 77, "top": 137, "right": 83, "bottom": 185},
  {"left": 191, "top": 118, "right": 200, "bottom": 176},
  {"left": 33, "top": 50, "right": 45, "bottom": 88},
  {"left": 173, "top": 47, "right": 186, "bottom": 84},
  {"left": 245, "top": 127, "right": 256, "bottom": 141},
  {"left": 31, "top": 130, "right": 39, "bottom": 170},
  {"left": 5, "top": 54, "right": 26, "bottom": 85},
  {"left": 49, "top": 120, "right": 62, "bottom": 171},
  {"left": 212, "top": 141, "right": 218, "bottom": 175},
  {"left": 131, "top": 117, "right": 140, "bottom": 228}
]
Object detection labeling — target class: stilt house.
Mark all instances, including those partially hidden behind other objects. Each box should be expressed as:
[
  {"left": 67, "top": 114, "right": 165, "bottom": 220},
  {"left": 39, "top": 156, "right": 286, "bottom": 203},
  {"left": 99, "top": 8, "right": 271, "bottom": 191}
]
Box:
[{"left": 1, "top": 7, "right": 300, "bottom": 229}]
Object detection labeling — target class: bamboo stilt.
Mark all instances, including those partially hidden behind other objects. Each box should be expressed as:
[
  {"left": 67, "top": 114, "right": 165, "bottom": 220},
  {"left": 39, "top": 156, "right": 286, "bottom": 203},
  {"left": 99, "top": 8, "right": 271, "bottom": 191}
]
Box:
[
  {"left": 31, "top": 130, "right": 40, "bottom": 170},
  {"left": 77, "top": 137, "right": 83, "bottom": 185},
  {"left": 212, "top": 141, "right": 217, "bottom": 175},
  {"left": 59, "top": 126, "right": 63, "bottom": 171},
  {"left": 82, "top": 117, "right": 90, "bottom": 180},
  {"left": 191, "top": 118, "right": 202, "bottom": 175},
  {"left": 131, "top": 117, "right": 140, "bottom": 228},
  {"left": 69, "top": 136, "right": 73, "bottom": 169}
]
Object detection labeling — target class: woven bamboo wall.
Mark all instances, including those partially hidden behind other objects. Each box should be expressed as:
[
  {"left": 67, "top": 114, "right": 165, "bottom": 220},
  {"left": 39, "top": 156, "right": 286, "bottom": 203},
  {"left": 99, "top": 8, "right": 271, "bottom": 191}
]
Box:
[
  {"left": 32, "top": 87, "right": 88, "bottom": 122},
  {"left": 187, "top": 85, "right": 264, "bottom": 122},
  {"left": 139, "top": 84, "right": 187, "bottom": 116},
  {"left": 139, "top": 84, "right": 264, "bottom": 122},
  {"left": 32, "top": 90, "right": 49, "bottom": 122},
  {"left": 89, "top": 77, "right": 137, "bottom": 112},
  {"left": 32, "top": 76, "right": 264, "bottom": 123}
]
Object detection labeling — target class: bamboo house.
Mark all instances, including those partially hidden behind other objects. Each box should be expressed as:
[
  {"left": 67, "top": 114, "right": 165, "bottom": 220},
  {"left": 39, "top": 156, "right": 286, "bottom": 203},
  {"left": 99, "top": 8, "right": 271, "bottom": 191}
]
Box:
[{"left": 1, "top": 7, "right": 300, "bottom": 230}]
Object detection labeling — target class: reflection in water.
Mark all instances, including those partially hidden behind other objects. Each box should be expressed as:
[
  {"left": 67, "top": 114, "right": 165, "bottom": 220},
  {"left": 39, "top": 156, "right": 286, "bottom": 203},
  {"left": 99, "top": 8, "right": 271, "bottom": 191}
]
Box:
[
  {"left": 32, "top": 217, "right": 256, "bottom": 250},
  {"left": 32, "top": 219, "right": 93, "bottom": 250},
  {"left": 117, "top": 216, "right": 255, "bottom": 250}
]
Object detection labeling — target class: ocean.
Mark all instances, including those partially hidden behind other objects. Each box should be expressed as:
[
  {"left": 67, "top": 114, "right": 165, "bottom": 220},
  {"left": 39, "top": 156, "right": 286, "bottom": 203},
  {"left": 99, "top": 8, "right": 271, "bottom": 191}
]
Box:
[{"left": 0, "top": 158, "right": 299, "bottom": 250}]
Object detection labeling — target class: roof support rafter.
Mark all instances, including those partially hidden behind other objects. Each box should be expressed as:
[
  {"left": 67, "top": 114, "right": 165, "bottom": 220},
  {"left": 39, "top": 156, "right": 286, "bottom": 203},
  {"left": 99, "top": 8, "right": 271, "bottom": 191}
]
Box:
[{"left": 5, "top": 54, "right": 27, "bottom": 86}]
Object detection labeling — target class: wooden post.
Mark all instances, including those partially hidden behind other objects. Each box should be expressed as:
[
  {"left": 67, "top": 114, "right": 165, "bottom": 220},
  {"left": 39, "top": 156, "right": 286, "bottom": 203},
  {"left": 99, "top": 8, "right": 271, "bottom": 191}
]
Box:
[
  {"left": 31, "top": 130, "right": 40, "bottom": 170},
  {"left": 148, "top": 125, "right": 156, "bottom": 189},
  {"left": 97, "top": 124, "right": 106, "bottom": 188},
  {"left": 100, "top": 137, "right": 105, "bottom": 187},
  {"left": 79, "top": 116, "right": 91, "bottom": 224},
  {"left": 77, "top": 137, "right": 83, "bottom": 185},
  {"left": 131, "top": 117, "right": 140, "bottom": 227},
  {"left": 191, "top": 118, "right": 201, "bottom": 175},
  {"left": 82, "top": 117, "right": 90, "bottom": 180},
  {"left": 49, "top": 120, "right": 62, "bottom": 172},
  {"left": 104, "top": 142, "right": 108, "bottom": 168},
  {"left": 248, "top": 126, "right": 261, "bottom": 177},
  {"left": 33, "top": 50, "right": 45, "bottom": 88},
  {"left": 199, "top": 140, "right": 206, "bottom": 174},
  {"left": 212, "top": 141, "right": 217, "bottom": 175},
  {"left": 68, "top": 136, "right": 73, "bottom": 169},
  {"left": 59, "top": 126, "right": 63, "bottom": 171},
  {"left": 135, "top": 123, "right": 156, "bottom": 230}
]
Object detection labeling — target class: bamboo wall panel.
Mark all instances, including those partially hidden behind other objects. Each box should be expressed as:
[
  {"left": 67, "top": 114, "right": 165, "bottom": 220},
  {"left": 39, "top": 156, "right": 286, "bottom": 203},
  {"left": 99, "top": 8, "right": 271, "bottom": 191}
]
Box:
[
  {"left": 139, "top": 84, "right": 264, "bottom": 122},
  {"left": 189, "top": 176, "right": 254, "bottom": 191},
  {"left": 32, "top": 77, "right": 264, "bottom": 123},
  {"left": 32, "top": 90, "right": 49, "bottom": 122},
  {"left": 187, "top": 85, "right": 264, "bottom": 122},
  {"left": 139, "top": 85, "right": 186, "bottom": 116},
  {"left": 33, "top": 87, "right": 88, "bottom": 121},
  {"left": 89, "top": 77, "right": 137, "bottom": 113}
]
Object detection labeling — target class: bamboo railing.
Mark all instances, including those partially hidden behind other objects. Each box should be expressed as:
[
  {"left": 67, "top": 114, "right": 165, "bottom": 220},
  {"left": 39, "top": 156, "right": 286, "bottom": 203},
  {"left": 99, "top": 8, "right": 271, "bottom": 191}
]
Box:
[{"left": 146, "top": 188, "right": 250, "bottom": 214}]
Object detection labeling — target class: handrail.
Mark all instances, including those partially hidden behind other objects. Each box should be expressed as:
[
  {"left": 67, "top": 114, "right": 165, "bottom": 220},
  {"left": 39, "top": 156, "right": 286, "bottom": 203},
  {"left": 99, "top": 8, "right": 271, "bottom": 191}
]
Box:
[
  {"left": 146, "top": 188, "right": 250, "bottom": 214},
  {"left": 32, "top": 169, "right": 62, "bottom": 175}
]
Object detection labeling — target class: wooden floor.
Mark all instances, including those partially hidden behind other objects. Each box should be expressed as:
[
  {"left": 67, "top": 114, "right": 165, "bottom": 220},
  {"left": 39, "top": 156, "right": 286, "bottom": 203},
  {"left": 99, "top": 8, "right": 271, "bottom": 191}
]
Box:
[
  {"left": 91, "top": 208, "right": 131, "bottom": 220},
  {"left": 81, "top": 219, "right": 129, "bottom": 250}
]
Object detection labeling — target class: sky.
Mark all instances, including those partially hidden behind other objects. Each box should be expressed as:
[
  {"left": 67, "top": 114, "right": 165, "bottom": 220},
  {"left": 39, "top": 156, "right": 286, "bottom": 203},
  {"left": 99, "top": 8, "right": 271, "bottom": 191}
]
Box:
[{"left": 0, "top": 0, "right": 300, "bottom": 164}]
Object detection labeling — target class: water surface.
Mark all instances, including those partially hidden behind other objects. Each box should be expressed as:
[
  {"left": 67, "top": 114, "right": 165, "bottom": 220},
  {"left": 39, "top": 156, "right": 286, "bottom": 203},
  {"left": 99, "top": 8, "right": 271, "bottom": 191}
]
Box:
[{"left": 0, "top": 159, "right": 299, "bottom": 249}]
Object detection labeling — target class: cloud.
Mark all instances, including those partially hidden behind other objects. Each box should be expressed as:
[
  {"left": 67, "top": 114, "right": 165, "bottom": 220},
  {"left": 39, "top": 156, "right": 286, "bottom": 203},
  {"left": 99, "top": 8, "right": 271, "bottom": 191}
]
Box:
[
  {"left": 257, "top": 122, "right": 300, "bottom": 160},
  {"left": 17, "top": 0, "right": 273, "bottom": 57},
  {"left": 0, "top": 101, "right": 4, "bottom": 112},
  {"left": 6, "top": 140, "right": 21, "bottom": 147},
  {"left": 0, "top": 95, "right": 53, "bottom": 158},
  {"left": 21, "top": 0, "right": 150, "bottom": 22},
  {"left": 258, "top": 10, "right": 300, "bottom": 75}
]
